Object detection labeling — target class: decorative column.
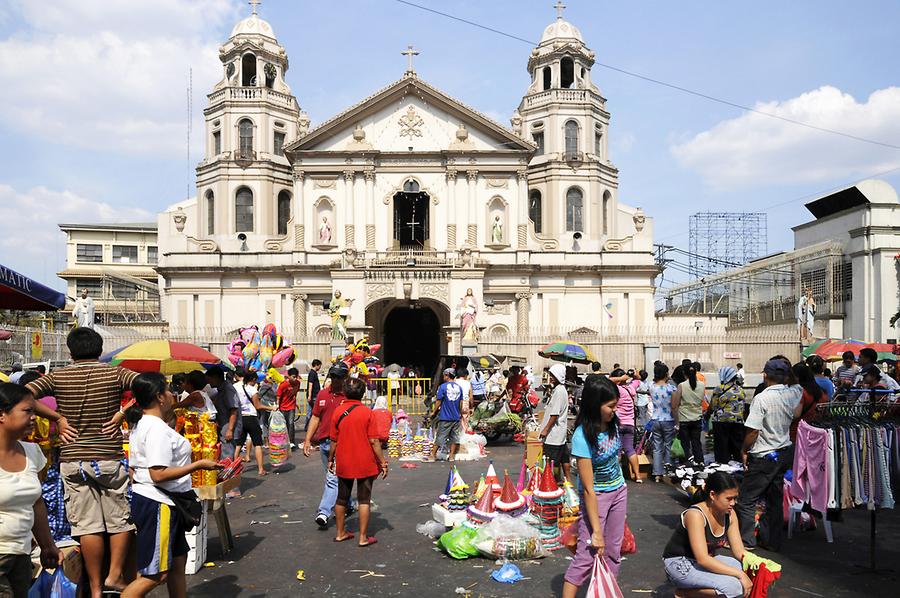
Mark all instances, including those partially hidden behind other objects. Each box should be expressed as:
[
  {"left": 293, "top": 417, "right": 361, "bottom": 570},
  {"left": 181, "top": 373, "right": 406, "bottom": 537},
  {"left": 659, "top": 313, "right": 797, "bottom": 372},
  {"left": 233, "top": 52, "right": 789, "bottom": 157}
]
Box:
[
  {"left": 446, "top": 169, "right": 458, "bottom": 249},
  {"left": 292, "top": 293, "right": 308, "bottom": 337},
  {"left": 364, "top": 171, "right": 376, "bottom": 249},
  {"left": 517, "top": 170, "right": 528, "bottom": 249},
  {"left": 516, "top": 290, "right": 532, "bottom": 335},
  {"left": 466, "top": 170, "right": 478, "bottom": 245},
  {"left": 292, "top": 170, "right": 305, "bottom": 249},
  {"left": 342, "top": 170, "right": 356, "bottom": 247}
]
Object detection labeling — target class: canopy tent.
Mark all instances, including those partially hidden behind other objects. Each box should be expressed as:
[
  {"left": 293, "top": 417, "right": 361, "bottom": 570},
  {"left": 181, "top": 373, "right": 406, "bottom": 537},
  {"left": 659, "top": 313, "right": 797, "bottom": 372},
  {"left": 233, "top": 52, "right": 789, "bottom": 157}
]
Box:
[{"left": 0, "top": 265, "right": 66, "bottom": 311}]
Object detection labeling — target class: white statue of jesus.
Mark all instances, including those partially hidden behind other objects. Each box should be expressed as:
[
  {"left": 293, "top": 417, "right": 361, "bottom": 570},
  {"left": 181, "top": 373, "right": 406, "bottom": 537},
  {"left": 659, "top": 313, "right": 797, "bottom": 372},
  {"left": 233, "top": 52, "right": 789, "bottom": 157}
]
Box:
[{"left": 73, "top": 289, "right": 95, "bottom": 329}]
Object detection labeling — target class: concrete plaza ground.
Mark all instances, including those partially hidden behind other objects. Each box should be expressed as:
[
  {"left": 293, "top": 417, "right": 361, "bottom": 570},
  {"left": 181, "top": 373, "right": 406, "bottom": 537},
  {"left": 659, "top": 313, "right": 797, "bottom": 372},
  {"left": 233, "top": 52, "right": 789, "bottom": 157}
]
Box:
[{"left": 180, "top": 441, "right": 899, "bottom": 597}]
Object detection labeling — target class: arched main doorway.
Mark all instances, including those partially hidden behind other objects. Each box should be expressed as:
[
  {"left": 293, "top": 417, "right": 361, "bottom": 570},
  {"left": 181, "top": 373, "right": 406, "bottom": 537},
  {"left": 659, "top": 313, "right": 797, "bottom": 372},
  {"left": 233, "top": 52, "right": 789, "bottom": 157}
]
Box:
[{"left": 366, "top": 298, "right": 448, "bottom": 377}]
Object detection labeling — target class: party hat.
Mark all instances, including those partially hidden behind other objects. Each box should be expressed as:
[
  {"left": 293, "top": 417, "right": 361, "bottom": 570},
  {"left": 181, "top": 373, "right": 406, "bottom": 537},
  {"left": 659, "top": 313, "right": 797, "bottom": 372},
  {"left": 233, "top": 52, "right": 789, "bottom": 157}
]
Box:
[
  {"left": 467, "top": 482, "right": 497, "bottom": 522},
  {"left": 494, "top": 470, "right": 525, "bottom": 512},
  {"left": 515, "top": 458, "right": 528, "bottom": 493},
  {"left": 526, "top": 463, "right": 540, "bottom": 495},
  {"left": 449, "top": 467, "right": 468, "bottom": 490},
  {"left": 484, "top": 460, "right": 501, "bottom": 495},
  {"left": 562, "top": 480, "right": 580, "bottom": 509},
  {"left": 443, "top": 465, "right": 455, "bottom": 496},
  {"left": 474, "top": 475, "right": 487, "bottom": 500},
  {"left": 534, "top": 461, "right": 564, "bottom": 500}
]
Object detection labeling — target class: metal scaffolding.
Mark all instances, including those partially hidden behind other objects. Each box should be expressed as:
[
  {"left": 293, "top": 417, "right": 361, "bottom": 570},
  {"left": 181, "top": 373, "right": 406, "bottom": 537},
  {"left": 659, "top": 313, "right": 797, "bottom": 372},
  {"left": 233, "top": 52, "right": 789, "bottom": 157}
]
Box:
[{"left": 688, "top": 212, "right": 768, "bottom": 278}]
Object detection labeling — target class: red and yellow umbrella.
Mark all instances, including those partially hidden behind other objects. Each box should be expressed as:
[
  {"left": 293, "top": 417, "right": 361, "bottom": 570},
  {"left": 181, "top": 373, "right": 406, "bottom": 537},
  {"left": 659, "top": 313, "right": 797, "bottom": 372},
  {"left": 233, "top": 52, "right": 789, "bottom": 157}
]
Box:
[{"left": 100, "top": 340, "right": 224, "bottom": 375}]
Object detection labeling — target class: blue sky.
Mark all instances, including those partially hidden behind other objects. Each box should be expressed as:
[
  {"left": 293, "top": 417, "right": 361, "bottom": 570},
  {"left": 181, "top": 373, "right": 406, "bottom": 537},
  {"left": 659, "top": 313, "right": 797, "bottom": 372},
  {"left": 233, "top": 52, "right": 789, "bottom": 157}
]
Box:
[{"left": 1, "top": 0, "right": 898, "bottom": 293}]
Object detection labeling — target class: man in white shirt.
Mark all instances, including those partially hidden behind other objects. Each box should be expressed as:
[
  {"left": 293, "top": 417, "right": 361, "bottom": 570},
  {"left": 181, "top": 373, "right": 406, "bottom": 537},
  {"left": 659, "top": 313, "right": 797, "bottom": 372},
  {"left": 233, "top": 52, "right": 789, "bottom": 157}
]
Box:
[
  {"left": 539, "top": 364, "right": 571, "bottom": 482},
  {"left": 736, "top": 358, "right": 802, "bottom": 551},
  {"left": 455, "top": 368, "right": 473, "bottom": 412}
]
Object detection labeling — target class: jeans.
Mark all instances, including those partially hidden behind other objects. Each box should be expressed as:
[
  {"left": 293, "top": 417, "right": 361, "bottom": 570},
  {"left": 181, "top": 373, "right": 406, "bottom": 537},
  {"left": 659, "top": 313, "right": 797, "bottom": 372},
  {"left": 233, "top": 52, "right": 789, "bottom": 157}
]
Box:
[
  {"left": 678, "top": 419, "right": 703, "bottom": 463},
  {"left": 664, "top": 555, "right": 744, "bottom": 598},
  {"left": 651, "top": 420, "right": 676, "bottom": 476},
  {"left": 736, "top": 445, "right": 793, "bottom": 550},
  {"left": 304, "top": 401, "right": 314, "bottom": 431},
  {"left": 280, "top": 409, "right": 296, "bottom": 446},
  {"left": 712, "top": 421, "right": 744, "bottom": 464},
  {"left": 317, "top": 439, "right": 339, "bottom": 518}
]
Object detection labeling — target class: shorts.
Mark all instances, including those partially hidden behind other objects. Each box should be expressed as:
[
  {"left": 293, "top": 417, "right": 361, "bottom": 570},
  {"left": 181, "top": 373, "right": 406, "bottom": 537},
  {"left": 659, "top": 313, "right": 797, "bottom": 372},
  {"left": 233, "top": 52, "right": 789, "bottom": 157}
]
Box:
[
  {"left": 543, "top": 443, "right": 570, "bottom": 466},
  {"left": 435, "top": 420, "right": 461, "bottom": 449},
  {"left": 131, "top": 492, "right": 189, "bottom": 576},
  {"left": 60, "top": 460, "right": 134, "bottom": 536},
  {"left": 239, "top": 415, "right": 264, "bottom": 446},
  {"left": 0, "top": 554, "right": 32, "bottom": 598},
  {"left": 336, "top": 476, "right": 377, "bottom": 507}
]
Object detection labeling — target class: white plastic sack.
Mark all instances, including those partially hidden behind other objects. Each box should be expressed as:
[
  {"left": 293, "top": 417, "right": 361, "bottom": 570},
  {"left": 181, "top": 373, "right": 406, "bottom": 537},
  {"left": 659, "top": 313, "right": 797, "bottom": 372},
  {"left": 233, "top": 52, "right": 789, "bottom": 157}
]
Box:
[
  {"left": 473, "top": 514, "right": 547, "bottom": 560},
  {"left": 416, "top": 520, "right": 447, "bottom": 538}
]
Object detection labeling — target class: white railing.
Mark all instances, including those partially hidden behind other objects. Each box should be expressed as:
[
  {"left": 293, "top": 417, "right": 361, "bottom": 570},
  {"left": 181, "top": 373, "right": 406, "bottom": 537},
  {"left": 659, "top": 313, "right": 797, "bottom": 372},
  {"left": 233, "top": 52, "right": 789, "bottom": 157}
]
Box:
[
  {"left": 367, "top": 250, "right": 455, "bottom": 268},
  {"left": 207, "top": 87, "right": 296, "bottom": 108},
  {"left": 525, "top": 88, "right": 589, "bottom": 108}
]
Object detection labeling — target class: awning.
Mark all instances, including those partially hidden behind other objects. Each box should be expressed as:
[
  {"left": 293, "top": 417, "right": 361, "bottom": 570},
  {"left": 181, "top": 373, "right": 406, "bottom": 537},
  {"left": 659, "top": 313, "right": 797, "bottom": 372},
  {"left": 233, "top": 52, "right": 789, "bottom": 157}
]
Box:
[{"left": 0, "top": 264, "right": 66, "bottom": 311}]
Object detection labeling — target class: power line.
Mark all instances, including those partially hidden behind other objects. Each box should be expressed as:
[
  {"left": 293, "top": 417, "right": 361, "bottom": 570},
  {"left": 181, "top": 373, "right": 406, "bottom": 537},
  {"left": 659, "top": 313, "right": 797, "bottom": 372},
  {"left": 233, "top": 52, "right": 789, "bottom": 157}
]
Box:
[{"left": 395, "top": 0, "right": 900, "bottom": 151}]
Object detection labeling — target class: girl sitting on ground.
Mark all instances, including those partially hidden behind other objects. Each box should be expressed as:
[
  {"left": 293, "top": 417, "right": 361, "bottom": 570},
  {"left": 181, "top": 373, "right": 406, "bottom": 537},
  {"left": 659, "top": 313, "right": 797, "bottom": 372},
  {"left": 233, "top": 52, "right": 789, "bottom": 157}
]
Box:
[{"left": 662, "top": 472, "right": 752, "bottom": 598}]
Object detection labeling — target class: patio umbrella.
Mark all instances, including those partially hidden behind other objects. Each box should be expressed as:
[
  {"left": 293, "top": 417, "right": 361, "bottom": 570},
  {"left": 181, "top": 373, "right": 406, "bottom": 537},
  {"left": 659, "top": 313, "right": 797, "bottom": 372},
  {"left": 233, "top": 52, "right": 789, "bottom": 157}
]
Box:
[
  {"left": 804, "top": 338, "right": 865, "bottom": 361},
  {"left": 472, "top": 355, "right": 500, "bottom": 369},
  {"left": 100, "top": 340, "right": 224, "bottom": 375},
  {"left": 538, "top": 340, "right": 596, "bottom": 365}
]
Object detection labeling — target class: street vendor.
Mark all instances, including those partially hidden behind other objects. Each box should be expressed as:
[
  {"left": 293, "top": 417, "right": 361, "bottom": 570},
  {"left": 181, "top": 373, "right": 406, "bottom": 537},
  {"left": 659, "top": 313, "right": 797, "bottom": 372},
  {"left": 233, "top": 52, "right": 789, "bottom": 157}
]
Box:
[{"left": 539, "top": 364, "right": 571, "bottom": 482}]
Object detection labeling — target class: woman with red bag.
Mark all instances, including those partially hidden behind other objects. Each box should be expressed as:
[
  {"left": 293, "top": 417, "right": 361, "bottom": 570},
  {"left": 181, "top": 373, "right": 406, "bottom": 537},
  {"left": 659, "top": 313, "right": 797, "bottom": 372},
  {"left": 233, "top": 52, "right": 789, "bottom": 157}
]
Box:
[
  {"left": 562, "top": 376, "right": 628, "bottom": 598},
  {"left": 663, "top": 472, "right": 753, "bottom": 598}
]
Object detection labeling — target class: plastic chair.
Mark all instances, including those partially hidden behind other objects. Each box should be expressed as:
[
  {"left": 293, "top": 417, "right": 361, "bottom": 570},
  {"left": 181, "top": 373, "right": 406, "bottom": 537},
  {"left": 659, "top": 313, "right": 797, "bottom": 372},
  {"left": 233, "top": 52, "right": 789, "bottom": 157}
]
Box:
[{"left": 787, "top": 500, "right": 833, "bottom": 543}]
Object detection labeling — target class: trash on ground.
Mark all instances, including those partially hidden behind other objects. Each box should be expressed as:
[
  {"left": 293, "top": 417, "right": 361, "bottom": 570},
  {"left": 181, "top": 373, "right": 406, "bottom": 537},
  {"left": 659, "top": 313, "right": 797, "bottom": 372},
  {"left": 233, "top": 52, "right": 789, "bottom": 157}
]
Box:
[
  {"left": 491, "top": 563, "right": 524, "bottom": 584},
  {"left": 296, "top": 570, "right": 305, "bottom": 581}
]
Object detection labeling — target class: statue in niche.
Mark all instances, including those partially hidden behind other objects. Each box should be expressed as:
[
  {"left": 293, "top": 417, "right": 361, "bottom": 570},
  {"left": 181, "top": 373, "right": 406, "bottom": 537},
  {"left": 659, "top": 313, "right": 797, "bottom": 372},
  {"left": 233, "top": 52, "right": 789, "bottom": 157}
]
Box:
[
  {"left": 491, "top": 215, "right": 503, "bottom": 244},
  {"left": 457, "top": 288, "right": 479, "bottom": 342},
  {"left": 319, "top": 216, "right": 333, "bottom": 245}
]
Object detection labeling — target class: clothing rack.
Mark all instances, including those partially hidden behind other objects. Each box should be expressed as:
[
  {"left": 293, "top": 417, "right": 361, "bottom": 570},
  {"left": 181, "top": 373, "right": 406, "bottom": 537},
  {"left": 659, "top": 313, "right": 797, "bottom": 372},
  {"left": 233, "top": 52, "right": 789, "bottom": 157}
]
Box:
[{"left": 810, "top": 400, "right": 896, "bottom": 572}]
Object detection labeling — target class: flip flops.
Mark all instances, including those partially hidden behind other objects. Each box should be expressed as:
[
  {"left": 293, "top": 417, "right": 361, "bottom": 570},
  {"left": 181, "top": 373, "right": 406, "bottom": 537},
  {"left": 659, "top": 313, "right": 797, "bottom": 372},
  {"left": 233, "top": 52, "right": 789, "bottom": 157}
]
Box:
[
  {"left": 358, "top": 536, "right": 378, "bottom": 547},
  {"left": 333, "top": 533, "right": 355, "bottom": 542}
]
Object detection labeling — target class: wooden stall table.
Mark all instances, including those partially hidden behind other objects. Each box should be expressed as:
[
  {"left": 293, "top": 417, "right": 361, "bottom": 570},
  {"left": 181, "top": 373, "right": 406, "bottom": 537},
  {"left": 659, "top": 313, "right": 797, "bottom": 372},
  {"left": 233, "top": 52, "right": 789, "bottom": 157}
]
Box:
[{"left": 195, "top": 476, "right": 241, "bottom": 556}]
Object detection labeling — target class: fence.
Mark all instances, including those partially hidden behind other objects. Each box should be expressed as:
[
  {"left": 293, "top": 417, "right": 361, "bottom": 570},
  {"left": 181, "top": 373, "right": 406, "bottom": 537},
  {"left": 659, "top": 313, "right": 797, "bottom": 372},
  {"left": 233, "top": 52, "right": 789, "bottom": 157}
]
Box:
[{"left": 370, "top": 377, "right": 432, "bottom": 416}]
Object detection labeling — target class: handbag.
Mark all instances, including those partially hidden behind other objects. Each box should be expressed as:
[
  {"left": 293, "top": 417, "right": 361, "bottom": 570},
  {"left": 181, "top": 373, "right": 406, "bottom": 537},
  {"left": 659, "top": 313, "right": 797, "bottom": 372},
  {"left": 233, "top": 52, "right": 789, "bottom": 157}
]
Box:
[
  {"left": 586, "top": 556, "right": 624, "bottom": 598},
  {"left": 158, "top": 487, "right": 203, "bottom": 531}
]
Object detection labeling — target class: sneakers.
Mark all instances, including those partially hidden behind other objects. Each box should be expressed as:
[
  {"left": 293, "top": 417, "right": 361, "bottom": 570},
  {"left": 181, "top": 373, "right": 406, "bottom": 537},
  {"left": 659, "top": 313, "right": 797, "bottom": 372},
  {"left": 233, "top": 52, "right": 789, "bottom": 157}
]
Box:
[{"left": 315, "top": 514, "right": 328, "bottom": 529}]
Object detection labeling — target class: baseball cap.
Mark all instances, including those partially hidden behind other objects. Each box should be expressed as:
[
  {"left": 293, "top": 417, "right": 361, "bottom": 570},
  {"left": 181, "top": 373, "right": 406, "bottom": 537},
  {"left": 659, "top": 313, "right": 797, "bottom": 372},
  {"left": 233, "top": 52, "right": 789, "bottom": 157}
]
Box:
[
  {"left": 763, "top": 359, "right": 790, "bottom": 377},
  {"left": 328, "top": 362, "right": 349, "bottom": 378},
  {"left": 548, "top": 363, "right": 567, "bottom": 384},
  {"left": 443, "top": 367, "right": 456, "bottom": 378}
]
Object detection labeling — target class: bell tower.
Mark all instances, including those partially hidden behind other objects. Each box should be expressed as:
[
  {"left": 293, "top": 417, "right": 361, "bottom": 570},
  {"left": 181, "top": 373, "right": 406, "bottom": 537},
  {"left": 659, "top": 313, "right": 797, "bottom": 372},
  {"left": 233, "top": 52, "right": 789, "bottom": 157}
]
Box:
[
  {"left": 515, "top": 2, "right": 619, "bottom": 249},
  {"left": 195, "top": 2, "right": 304, "bottom": 251}
]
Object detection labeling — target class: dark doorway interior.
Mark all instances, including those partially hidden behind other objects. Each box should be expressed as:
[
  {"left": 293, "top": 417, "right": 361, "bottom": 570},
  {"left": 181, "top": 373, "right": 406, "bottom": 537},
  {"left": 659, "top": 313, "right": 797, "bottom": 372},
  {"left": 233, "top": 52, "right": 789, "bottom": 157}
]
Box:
[
  {"left": 393, "top": 190, "right": 429, "bottom": 249},
  {"left": 383, "top": 305, "right": 441, "bottom": 377}
]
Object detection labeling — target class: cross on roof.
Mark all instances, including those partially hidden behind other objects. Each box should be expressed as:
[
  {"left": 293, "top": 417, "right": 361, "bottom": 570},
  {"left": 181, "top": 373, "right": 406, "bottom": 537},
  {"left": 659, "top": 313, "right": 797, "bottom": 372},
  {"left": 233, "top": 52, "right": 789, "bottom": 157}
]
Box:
[
  {"left": 401, "top": 45, "right": 420, "bottom": 76},
  {"left": 554, "top": 0, "right": 566, "bottom": 19},
  {"left": 249, "top": 0, "right": 261, "bottom": 16}
]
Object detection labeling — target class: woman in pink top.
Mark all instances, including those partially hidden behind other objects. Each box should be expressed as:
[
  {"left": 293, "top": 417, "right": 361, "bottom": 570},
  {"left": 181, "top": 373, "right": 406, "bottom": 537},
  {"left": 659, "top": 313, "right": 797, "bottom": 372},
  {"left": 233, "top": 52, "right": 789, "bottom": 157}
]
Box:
[{"left": 610, "top": 369, "right": 642, "bottom": 483}]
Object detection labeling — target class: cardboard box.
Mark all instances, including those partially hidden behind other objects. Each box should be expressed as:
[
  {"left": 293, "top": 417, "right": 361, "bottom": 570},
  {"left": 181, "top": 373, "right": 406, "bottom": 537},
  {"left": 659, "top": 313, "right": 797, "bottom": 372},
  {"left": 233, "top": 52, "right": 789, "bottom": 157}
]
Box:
[
  {"left": 525, "top": 430, "right": 543, "bottom": 468},
  {"left": 194, "top": 475, "right": 241, "bottom": 501},
  {"left": 185, "top": 508, "right": 208, "bottom": 575},
  {"left": 622, "top": 454, "right": 651, "bottom": 480}
]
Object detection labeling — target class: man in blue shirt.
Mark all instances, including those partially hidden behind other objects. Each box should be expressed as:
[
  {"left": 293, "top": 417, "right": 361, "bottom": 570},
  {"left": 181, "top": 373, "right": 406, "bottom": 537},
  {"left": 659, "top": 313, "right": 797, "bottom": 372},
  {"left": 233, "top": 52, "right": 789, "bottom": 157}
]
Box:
[{"left": 426, "top": 368, "right": 462, "bottom": 462}]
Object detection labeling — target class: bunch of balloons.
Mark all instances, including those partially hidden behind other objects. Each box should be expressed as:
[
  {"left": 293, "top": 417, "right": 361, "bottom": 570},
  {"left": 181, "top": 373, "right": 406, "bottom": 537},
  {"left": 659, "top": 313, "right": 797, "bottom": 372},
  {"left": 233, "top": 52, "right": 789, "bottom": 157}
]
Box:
[
  {"left": 227, "top": 324, "right": 296, "bottom": 380},
  {"left": 338, "top": 336, "right": 382, "bottom": 379}
]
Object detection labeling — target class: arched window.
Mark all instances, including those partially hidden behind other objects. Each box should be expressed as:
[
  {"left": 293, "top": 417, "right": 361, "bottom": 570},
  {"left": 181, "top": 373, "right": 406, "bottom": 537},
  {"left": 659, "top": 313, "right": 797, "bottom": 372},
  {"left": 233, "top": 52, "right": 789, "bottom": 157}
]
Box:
[
  {"left": 238, "top": 119, "right": 253, "bottom": 153},
  {"left": 277, "top": 190, "right": 291, "bottom": 235},
  {"left": 560, "top": 57, "right": 575, "bottom": 88},
  {"left": 235, "top": 187, "right": 254, "bottom": 232},
  {"left": 602, "top": 190, "right": 611, "bottom": 235},
  {"left": 205, "top": 190, "right": 215, "bottom": 235},
  {"left": 241, "top": 53, "right": 257, "bottom": 86},
  {"left": 566, "top": 187, "right": 583, "bottom": 232},
  {"left": 564, "top": 120, "right": 579, "bottom": 157},
  {"left": 529, "top": 190, "right": 542, "bottom": 234},
  {"left": 403, "top": 179, "right": 420, "bottom": 193},
  {"left": 542, "top": 66, "right": 551, "bottom": 91}
]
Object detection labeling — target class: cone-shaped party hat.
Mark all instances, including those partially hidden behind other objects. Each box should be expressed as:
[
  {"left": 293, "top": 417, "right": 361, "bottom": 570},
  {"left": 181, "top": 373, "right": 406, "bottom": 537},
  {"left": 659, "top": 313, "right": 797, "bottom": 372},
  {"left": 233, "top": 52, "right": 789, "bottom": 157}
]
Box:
[
  {"left": 494, "top": 470, "right": 526, "bottom": 512},
  {"left": 526, "top": 462, "right": 540, "bottom": 495},
  {"left": 443, "top": 465, "right": 455, "bottom": 496},
  {"left": 449, "top": 467, "right": 468, "bottom": 490},
  {"left": 484, "top": 460, "right": 501, "bottom": 495},
  {"left": 467, "top": 481, "right": 497, "bottom": 522},
  {"left": 562, "top": 480, "right": 580, "bottom": 509},
  {"left": 534, "top": 461, "right": 565, "bottom": 500},
  {"left": 474, "top": 475, "right": 487, "bottom": 500},
  {"left": 515, "top": 458, "right": 528, "bottom": 493}
]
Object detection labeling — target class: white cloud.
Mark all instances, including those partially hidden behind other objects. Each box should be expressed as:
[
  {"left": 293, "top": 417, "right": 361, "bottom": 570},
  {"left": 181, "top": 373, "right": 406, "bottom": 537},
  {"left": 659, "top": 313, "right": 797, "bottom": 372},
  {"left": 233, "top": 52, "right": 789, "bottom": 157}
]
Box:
[
  {"left": 0, "top": 0, "right": 241, "bottom": 156},
  {"left": 0, "top": 184, "right": 151, "bottom": 285},
  {"left": 671, "top": 86, "right": 900, "bottom": 190}
]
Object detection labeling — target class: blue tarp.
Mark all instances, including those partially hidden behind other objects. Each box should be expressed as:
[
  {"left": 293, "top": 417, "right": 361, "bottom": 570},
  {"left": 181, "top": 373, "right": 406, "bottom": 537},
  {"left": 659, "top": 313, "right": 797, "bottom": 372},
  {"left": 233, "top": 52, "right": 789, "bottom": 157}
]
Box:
[{"left": 0, "top": 264, "right": 66, "bottom": 311}]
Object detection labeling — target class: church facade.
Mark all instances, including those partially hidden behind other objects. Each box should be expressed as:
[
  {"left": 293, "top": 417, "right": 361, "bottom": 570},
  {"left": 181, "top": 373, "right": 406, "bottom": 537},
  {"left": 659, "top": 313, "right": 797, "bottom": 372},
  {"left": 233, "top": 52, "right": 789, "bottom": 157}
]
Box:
[{"left": 157, "top": 7, "right": 658, "bottom": 372}]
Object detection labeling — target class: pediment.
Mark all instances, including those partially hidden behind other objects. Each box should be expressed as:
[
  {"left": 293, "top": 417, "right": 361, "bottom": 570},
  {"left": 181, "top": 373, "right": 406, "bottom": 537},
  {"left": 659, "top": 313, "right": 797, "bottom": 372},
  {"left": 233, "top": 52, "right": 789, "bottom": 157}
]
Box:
[{"left": 287, "top": 76, "right": 535, "bottom": 155}]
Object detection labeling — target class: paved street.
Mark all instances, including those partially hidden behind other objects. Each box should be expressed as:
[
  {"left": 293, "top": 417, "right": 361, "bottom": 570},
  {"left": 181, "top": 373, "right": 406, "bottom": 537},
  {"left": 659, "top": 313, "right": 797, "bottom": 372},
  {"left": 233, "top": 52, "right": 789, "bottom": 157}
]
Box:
[{"left": 181, "top": 441, "right": 899, "bottom": 597}]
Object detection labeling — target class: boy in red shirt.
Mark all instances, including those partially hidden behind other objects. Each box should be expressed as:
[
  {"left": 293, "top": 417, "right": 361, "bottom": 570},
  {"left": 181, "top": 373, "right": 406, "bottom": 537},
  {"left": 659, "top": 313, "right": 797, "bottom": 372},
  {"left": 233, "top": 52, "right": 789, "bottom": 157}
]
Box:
[
  {"left": 328, "top": 377, "right": 388, "bottom": 547},
  {"left": 276, "top": 368, "right": 301, "bottom": 448}
]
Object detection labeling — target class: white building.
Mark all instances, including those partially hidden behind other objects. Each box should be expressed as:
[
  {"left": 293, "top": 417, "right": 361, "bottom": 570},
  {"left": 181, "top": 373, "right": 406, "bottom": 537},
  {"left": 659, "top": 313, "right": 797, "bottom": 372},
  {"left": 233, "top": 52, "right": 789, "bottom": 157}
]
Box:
[
  {"left": 57, "top": 222, "right": 160, "bottom": 324},
  {"left": 157, "top": 6, "right": 658, "bottom": 372},
  {"left": 664, "top": 179, "right": 900, "bottom": 344}
]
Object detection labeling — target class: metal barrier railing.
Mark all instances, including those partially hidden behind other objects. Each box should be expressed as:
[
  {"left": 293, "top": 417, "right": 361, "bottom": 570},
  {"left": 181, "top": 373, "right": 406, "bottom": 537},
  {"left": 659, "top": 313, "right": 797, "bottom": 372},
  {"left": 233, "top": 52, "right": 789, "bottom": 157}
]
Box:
[{"left": 372, "top": 377, "right": 432, "bottom": 416}]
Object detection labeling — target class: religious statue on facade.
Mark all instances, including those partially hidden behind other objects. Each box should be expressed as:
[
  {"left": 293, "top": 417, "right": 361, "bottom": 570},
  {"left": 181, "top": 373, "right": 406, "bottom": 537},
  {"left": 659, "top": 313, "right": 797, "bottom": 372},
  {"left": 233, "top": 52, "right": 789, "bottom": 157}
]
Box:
[
  {"left": 73, "top": 289, "right": 95, "bottom": 329},
  {"left": 328, "top": 290, "right": 353, "bottom": 341},
  {"left": 319, "top": 216, "right": 333, "bottom": 245},
  {"left": 458, "top": 288, "right": 479, "bottom": 342},
  {"left": 797, "top": 287, "right": 816, "bottom": 344},
  {"left": 491, "top": 216, "right": 503, "bottom": 244}
]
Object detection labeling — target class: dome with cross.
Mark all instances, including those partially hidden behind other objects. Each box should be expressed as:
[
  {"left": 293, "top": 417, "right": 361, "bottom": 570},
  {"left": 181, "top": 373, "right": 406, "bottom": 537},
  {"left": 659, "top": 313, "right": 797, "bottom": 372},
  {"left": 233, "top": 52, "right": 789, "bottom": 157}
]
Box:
[
  {"left": 230, "top": 13, "right": 276, "bottom": 39},
  {"left": 540, "top": 1, "right": 584, "bottom": 44}
]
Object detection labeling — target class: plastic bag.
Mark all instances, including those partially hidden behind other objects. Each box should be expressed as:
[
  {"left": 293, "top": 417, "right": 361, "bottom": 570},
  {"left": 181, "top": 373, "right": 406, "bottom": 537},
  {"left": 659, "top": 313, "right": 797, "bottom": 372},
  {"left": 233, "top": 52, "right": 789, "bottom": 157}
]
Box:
[
  {"left": 670, "top": 437, "right": 685, "bottom": 459},
  {"left": 267, "top": 411, "right": 290, "bottom": 468},
  {"left": 491, "top": 563, "right": 524, "bottom": 584},
  {"left": 28, "top": 569, "right": 77, "bottom": 598},
  {"left": 560, "top": 521, "right": 579, "bottom": 555},
  {"left": 474, "top": 514, "right": 546, "bottom": 560},
  {"left": 416, "top": 520, "right": 446, "bottom": 538},
  {"left": 437, "top": 524, "right": 480, "bottom": 559},
  {"left": 586, "top": 556, "right": 624, "bottom": 598},
  {"left": 621, "top": 520, "right": 636, "bottom": 555}
]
